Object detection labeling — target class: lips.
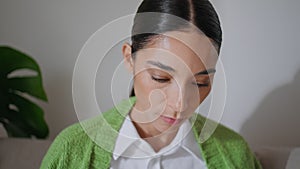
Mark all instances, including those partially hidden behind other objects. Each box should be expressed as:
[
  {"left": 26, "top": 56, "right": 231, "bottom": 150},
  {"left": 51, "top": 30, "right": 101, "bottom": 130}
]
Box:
[{"left": 160, "top": 115, "right": 182, "bottom": 125}]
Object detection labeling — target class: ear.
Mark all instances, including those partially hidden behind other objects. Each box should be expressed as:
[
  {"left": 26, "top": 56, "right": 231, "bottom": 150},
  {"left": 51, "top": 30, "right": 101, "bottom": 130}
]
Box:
[{"left": 122, "top": 43, "right": 134, "bottom": 73}]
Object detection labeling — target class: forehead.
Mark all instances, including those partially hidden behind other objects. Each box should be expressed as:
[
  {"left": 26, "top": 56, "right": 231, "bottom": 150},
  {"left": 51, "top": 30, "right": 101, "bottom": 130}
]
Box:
[{"left": 134, "top": 31, "right": 218, "bottom": 74}]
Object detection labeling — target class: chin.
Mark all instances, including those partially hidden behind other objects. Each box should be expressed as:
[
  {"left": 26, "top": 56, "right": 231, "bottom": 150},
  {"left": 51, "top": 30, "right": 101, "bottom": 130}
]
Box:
[{"left": 154, "top": 118, "right": 182, "bottom": 135}]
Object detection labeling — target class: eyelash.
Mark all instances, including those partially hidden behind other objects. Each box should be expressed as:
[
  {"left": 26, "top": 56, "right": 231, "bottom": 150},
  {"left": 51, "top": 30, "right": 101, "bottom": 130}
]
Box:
[
  {"left": 151, "top": 76, "right": 170, "bottom": 83},
  {"left": 151, "top": 76, "right": 209, "bottom": 88},
  {"left": 192, "top": 82, "right": 209, "bottom": 88}
]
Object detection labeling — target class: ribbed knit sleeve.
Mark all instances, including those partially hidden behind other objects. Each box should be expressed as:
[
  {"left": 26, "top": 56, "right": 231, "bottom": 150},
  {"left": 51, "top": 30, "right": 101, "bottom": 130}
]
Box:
[
  {"left": 192, "top": 114, "right": 262, "bottom": 169},
  {"left": 40, "top": 127, "right": 69, "bottom": 169},
  {"left": 40, "top": 98, "right": 135, "bottom": 169},
  {"left": 40, "top": 123, "right": 95, "bottom": 169}
]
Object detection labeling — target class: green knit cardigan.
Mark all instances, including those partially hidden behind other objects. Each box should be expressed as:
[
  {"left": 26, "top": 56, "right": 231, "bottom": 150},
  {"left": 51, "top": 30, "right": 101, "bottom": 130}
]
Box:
[{"left": 40, "top": 97, "right": 262, "bottom": 169}]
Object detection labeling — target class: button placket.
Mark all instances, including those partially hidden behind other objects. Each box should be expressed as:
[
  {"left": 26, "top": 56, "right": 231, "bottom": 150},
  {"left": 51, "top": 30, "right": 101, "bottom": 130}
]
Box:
[{"left": 147, "top": 156, "right": 161, "bottom": 169}]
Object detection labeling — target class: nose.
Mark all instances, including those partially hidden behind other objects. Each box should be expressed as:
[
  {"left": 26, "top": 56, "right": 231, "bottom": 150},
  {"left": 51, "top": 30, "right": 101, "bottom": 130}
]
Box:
[{"left": 167, "top": 83, "right": 189, "bottom": 114}]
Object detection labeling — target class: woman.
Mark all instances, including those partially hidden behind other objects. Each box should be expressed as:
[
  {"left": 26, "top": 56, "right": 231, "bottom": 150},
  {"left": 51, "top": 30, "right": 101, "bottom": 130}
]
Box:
[{"left": 41, "top": 0, "right": 262, "bottom": 168}]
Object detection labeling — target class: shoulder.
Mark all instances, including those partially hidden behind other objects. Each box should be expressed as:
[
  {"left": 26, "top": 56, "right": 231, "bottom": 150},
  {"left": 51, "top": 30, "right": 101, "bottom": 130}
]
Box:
[
  {"left": 41, "top": 106, "right": 128, "bottom": 169},
  {"left": 193, "top": 113, "right": 249, "bottom": 147},
  {"left": 214, "top": 123, "right": 262, "bottom": 168},
  {"left": 41, "top": 97, "right": 135, "bottom": 168},
  {"left": 48, "top": 103, "right": 127, "bottom": 146},
  {"left": 213, "top": 120, "right": 247, "bottom": 147},
  {"left": 40, "top": 117, "right": 101, "bottom": 169},
  {"left": 46, "top": 108, "right": 122, "bottom": 150},
  {"left": 193, "top": 114, "right": 262, "bottom": 168},
  {"left": 49, "top": 96, "right": 135, "bottom": 143}
]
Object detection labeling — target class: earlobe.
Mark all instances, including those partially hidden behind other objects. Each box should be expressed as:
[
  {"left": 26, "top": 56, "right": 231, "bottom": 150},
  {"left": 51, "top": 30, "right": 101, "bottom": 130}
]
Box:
[{"left": 122, "top": 43, "right": 134, "bottom": 73}]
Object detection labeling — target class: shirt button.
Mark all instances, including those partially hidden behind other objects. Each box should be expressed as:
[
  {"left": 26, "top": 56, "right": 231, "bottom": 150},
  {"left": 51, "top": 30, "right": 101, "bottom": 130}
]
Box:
[{"left": 148, "top": 156, "right": 161, "bottom": 169}]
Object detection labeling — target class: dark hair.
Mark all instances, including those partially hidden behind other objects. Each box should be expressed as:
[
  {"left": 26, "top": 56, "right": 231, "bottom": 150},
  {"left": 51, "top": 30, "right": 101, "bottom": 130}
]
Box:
[{"left": 130, "top": 0, "right": 222, "bottom": 97}]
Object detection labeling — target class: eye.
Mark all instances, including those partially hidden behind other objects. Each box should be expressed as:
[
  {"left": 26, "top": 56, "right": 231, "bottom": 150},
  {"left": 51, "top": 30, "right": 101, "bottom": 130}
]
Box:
[
  {"left": 151, "top": 76, "right": 170, "bottom": 83},
  {"left": 192, "top": 82, "right": 210, "bottom": 88}
]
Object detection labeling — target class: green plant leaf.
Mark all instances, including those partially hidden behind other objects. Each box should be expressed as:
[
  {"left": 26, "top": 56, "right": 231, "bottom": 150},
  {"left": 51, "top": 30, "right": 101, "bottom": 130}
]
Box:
[
  {"left": 0, "top": 46, "right": 47, "bottom": 101},
  {"left": 0, "top": 46, "right": 49, "bottom": 138},
  {"left": 0, "top": 46, "right": 41, "bottom": 76},
  {"left": 9, "top": 93, "right": 49, "bottom": 138},
  {"left": 1, "top": 111, "right": 31, "bottom": 138},
  {"left": 8, "top": 77, "right": 47, "bottom": 101},
  {"left": 2, "top": 121, "right": 30, "bottom": 137}
]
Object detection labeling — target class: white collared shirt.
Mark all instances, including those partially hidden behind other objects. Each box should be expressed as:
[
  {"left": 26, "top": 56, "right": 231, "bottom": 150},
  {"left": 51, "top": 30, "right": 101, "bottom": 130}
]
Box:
[{"left": 110, "top": 116, "right": 207, "bottom": 169}]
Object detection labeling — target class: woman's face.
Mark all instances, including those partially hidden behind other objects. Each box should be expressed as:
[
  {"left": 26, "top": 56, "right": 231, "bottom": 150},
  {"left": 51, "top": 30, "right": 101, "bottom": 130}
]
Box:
[{"left": 123, "top": 30, "right": 218, "bottom": 134}]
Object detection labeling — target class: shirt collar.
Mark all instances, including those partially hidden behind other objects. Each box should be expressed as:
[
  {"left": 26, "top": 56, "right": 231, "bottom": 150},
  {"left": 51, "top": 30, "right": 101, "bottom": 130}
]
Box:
[
  {"left": 112, "top": 115, "right": 203, "bottom": 160},
  {"left": 180, "top": 120, "right": 203, "bottom": 160},
  {"left": 112, "top": 115, "right": 140, "bottom": 160}
]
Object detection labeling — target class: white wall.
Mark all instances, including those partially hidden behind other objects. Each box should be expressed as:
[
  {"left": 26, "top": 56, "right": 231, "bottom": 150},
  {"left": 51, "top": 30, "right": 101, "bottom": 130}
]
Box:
[
  {"left": 213, "top": 0, "right": 300, "bottom": 148},
  {"left": 0, "top": 0, "right": 299, "bottom": 149},
  {"left": 0, "top": 0, "right": 141, "bottom": 139}
]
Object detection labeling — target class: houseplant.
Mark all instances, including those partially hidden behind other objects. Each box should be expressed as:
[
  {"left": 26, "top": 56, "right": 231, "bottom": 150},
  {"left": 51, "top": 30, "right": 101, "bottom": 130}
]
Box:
[{"left": 0, "top": 46, "right": 48, "bottom": 138}]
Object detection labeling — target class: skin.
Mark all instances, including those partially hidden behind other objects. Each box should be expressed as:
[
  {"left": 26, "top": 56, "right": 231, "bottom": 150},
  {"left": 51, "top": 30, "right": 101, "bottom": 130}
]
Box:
[{"left": 122, "top": 30, "right": 218, "bottom": 152}]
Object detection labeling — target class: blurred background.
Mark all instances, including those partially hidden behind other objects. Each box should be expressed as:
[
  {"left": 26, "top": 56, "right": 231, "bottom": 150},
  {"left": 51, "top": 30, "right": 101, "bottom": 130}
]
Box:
[{"left": 0, "top": 0, "right": 299, "bottom": 158}]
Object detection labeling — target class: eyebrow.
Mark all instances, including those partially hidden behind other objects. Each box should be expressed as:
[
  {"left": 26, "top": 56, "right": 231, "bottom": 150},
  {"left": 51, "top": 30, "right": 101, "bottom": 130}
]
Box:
[
  {"left": 146, "top": 60, "right": 175, "bottom": 72},
  {"left": 146, "top": 60, "right": 216, "bottom": 76}
]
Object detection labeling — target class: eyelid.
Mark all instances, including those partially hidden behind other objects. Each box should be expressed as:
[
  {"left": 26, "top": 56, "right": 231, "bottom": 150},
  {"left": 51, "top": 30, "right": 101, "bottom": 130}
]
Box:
[
  {"left": 148, "top": 68, "right": 172, "bottom": 77},
  {"left": 151, "top": 75, "right": 170, "bottom": 83},
  {"left": 149, "top": 68, "right": 212, "bottom": 87},
  {"left": 192, "top": 79, "right": 211, "bottom": 87}
]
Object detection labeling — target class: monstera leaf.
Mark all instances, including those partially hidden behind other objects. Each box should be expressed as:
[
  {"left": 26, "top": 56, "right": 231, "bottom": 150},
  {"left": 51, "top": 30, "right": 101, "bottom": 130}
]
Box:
[{"left": 0, "top": 46, "right": 49, "bottom": 138}]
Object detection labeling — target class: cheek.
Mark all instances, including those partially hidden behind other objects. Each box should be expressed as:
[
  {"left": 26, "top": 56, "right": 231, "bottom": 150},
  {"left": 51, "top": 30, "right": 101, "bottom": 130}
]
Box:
[
  {"left": 133, "top": 72, "right": 166, "bottom": 109},
  {"left": 134, "top": 73, "right": 152, "bottom": 99},
  {"left": 184, "top": 86, "right": 212, "bottom": 115},
  {"left": 199, "top": 86, "right": 212, "bottom": 103},
  {"left": 134, "top": 72, "right": 156, "bottom": 107}
]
